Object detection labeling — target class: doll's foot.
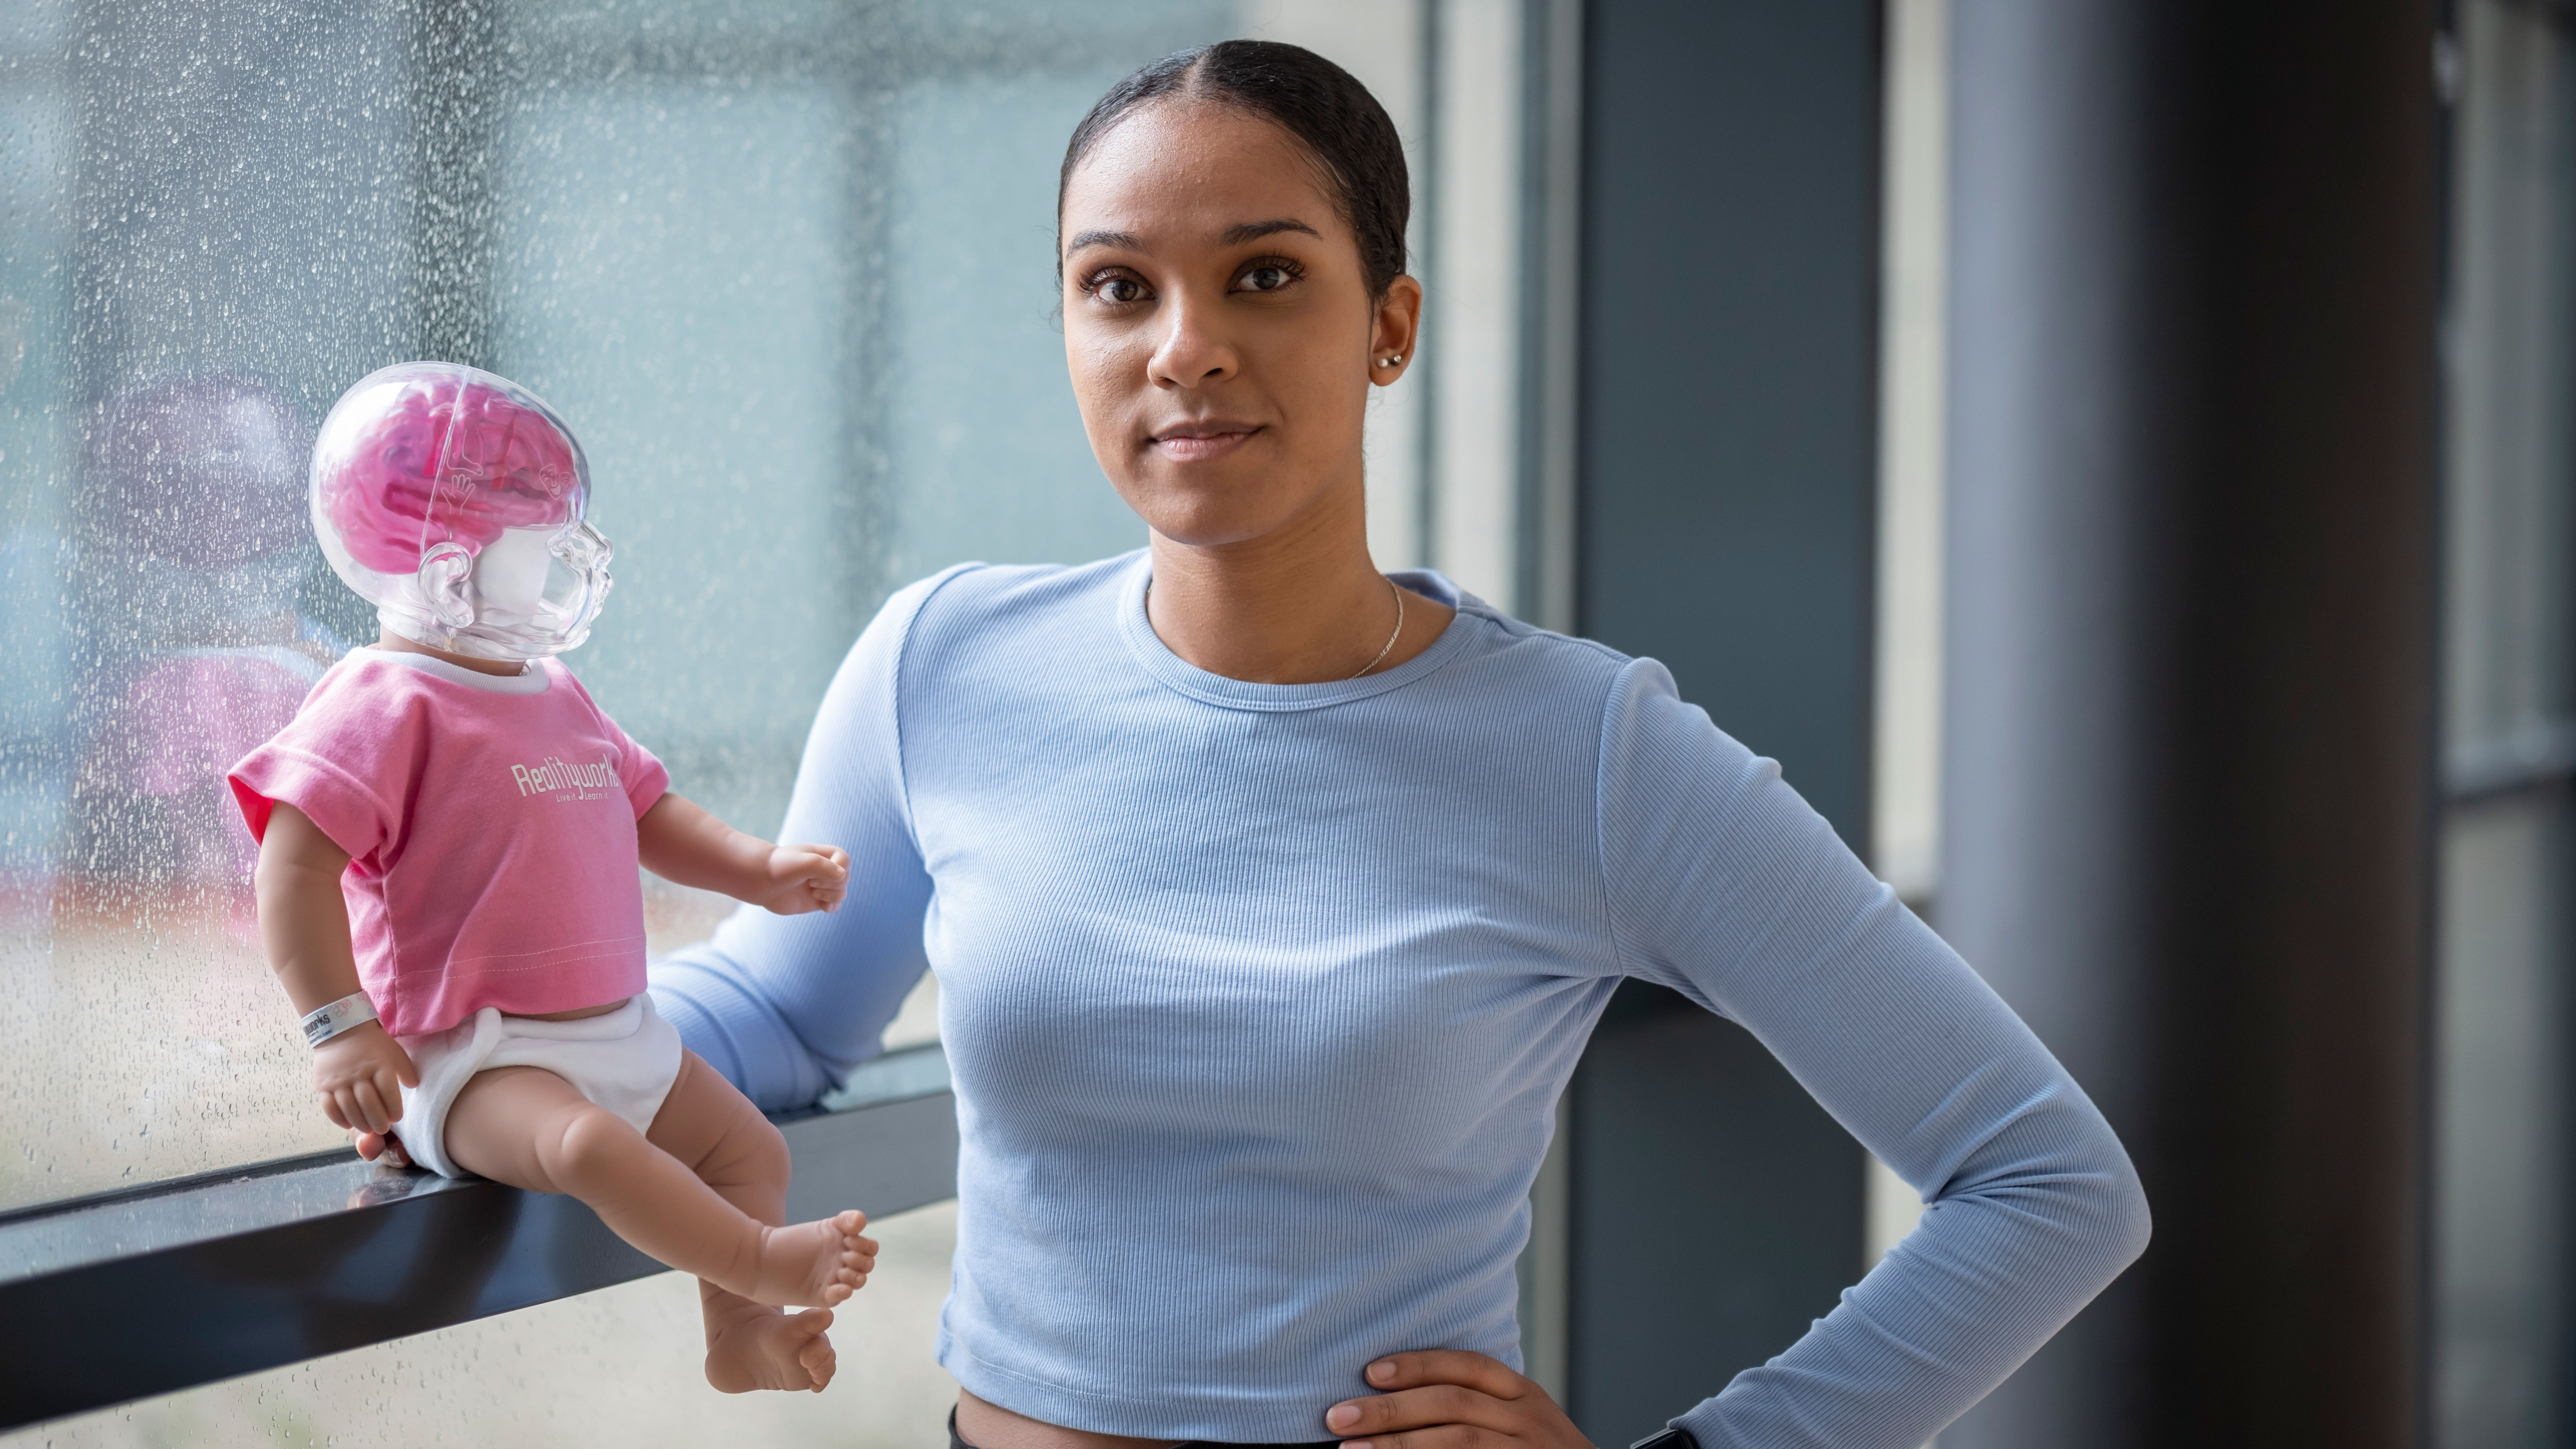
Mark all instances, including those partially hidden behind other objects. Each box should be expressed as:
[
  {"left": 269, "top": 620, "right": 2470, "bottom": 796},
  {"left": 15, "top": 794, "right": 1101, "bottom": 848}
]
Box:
[
  {"left": 746, "top": 1210, "right": 874, "bottom": 1308},
  {"left": 705, "top": 1306, "right": 836, "bottom": 1394}
]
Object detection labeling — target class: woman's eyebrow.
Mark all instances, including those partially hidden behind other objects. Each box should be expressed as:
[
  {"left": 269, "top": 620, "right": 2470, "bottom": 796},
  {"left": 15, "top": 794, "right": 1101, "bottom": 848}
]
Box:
[
  {"left": 1065, "top": 228, "right": 1145, "bottom": 256},
  {"left": 1221, "top": 218, "right": 1322, "bottom": 245}
]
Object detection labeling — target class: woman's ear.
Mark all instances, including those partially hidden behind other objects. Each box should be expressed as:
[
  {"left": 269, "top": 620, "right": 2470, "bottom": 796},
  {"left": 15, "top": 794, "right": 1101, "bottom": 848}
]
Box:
[
  {"left": 1370, "top": 275, "right": 1425, "bottom": 386},
  {"left": 417, "top": 542, "right": 476, "bottom": 631}
]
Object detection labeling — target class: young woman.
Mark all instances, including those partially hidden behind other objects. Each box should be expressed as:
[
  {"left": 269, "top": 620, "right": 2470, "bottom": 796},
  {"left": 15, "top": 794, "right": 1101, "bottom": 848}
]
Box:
[{"left": 647, "top": 39, "right": 2148, "bottom": 1449}]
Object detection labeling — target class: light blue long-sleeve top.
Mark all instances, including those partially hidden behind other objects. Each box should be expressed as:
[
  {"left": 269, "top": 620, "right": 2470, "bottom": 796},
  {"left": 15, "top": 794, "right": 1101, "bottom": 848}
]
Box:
[{"left": 649, "top": 553, "right": 2149, "bottom": 1448}]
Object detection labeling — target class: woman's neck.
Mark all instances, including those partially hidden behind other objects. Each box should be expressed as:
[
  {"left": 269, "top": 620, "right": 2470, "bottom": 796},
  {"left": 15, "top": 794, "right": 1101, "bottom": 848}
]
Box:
[{"left": 1143, "top": 491, "right": 1454, "bottom": 685}]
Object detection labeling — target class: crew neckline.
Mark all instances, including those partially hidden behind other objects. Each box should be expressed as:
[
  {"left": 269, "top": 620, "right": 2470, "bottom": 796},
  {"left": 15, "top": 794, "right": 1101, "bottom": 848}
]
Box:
[
  {"left": 1114, "top": 554, "right": 1482, "bottom": 713},
  {"left": 361, "top": 646, "right": 555, "bottom": 695}
]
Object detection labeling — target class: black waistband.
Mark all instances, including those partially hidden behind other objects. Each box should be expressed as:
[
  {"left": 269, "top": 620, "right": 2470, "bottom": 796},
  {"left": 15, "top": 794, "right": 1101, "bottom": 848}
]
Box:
[{"left": 949, "top": 1407, "right": 1343, "bottom": 1449}]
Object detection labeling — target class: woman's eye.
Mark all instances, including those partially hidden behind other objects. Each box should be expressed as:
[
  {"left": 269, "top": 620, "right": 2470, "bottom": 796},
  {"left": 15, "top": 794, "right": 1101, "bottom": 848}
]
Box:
[
  {"left": 1237, "top": 264, "right": 1297, "bottom": 293},
  {"left": 1088, "top": 274, "right": 1147, "bottom": 304}
]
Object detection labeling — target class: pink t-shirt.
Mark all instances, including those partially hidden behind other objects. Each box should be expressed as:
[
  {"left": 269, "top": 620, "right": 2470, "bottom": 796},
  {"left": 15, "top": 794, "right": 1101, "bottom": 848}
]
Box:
[{"left": 228, "top": 649, "right": 671, "bottom": 1038}]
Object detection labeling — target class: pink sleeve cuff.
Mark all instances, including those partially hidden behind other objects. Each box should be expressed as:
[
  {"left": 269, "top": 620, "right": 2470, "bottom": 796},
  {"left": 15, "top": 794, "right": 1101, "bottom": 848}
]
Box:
[
  {"left": 622, "top": 746, "right": 671, "bottom": 821},
  {"left": 227, "top": 744, "right": 394, "bottom": 861}
]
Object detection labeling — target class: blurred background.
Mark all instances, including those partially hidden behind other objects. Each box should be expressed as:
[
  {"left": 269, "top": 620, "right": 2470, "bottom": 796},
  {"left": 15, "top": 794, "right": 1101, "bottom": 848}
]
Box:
[{"left": 0, "top": 0, "right": 2556, "bottom": 1445}]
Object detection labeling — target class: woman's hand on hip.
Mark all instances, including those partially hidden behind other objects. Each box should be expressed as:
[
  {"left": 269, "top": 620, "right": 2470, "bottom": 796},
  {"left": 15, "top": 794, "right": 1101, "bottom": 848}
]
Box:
[{"left": 1325, "top": 1350, "right": 1593, "bottom": 1449}]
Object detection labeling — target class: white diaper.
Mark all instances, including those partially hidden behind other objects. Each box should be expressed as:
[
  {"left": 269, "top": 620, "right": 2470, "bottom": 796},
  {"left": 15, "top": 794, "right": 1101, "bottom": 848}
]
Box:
[{"left": 392, "top": 994, "right": 683, "bottom": 1179}]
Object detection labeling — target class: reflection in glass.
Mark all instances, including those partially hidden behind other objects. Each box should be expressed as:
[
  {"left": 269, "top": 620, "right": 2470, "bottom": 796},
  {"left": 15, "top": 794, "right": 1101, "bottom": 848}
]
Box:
[{"left": 69, "top": 375, "right": 344, "bottom": 895}]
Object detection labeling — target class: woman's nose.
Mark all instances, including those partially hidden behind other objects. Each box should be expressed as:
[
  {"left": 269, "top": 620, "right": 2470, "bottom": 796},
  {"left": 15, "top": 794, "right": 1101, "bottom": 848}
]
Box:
[{"left": 1148, "top": 297, "right": 1237, "bottom": 387}]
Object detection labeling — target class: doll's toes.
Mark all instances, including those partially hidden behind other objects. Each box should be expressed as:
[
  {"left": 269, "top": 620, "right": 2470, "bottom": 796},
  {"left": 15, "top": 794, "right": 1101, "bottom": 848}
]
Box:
[{"left": 796, "top": 1321, "right": 837, "bottom": 1392}]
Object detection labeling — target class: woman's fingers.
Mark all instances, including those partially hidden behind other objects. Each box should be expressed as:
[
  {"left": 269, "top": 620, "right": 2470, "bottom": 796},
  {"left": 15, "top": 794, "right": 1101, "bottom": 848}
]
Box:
[
  {"left": 1328, "top": 1385, "right": 1519, "bottom": 1437},
  {"left": 1327, "top": 1351, "right": 1590, "bottom": 1449},
  {"left": 1365, "top": 1351, "right": 1532, "bottom": 1400}
]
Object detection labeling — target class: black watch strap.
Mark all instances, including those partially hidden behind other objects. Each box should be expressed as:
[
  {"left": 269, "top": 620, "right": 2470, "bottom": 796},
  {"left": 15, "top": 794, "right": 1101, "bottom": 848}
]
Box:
[{"left": 1628, "top": 1428, "right": 1698, "bottom": 1449}]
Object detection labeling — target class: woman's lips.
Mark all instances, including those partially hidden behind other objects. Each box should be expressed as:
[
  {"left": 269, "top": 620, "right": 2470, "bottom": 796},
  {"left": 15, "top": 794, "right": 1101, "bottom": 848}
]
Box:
[{"left": 1148, "top": 424, "right": 1261, "bottom": 462}]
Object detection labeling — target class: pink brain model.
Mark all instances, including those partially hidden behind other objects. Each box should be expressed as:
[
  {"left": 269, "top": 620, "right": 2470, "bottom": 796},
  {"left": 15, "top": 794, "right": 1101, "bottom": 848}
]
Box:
[{"left": 318, "top": 364, "right": 585, "bottom": 577}]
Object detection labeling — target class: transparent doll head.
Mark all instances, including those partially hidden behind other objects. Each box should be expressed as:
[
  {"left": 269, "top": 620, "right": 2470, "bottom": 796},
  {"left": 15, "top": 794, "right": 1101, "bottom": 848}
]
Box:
[{"left": 310, "top": 362, "right": 612, "bottom": 661}]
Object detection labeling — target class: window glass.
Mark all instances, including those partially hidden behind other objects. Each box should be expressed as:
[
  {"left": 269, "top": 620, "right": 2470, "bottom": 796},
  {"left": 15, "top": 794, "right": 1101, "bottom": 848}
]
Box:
[
  {"left": 1, "top": 0, "right": 1479, "bottom": 1209},
  {"left": 2434, "top": 3, "right": 2576, "bottom": 1446},
  {"left": 1, "top": 2, "right": 425, "bottom": 1208}
]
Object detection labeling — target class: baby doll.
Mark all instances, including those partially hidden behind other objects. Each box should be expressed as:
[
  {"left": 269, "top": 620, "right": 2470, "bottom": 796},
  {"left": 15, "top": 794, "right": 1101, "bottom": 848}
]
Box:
[{"left": 228, "top": 362, "right": 872, "bottom": 1394}]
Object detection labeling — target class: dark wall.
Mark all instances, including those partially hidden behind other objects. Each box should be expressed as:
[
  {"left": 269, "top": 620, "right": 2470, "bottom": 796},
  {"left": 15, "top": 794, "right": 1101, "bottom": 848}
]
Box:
[
  {"left": 1566, "top": 1, "right": 1883, "bottom": 1443},
  {"left": 1575, "top": 0, "right": 1881, "bottom": 845}
]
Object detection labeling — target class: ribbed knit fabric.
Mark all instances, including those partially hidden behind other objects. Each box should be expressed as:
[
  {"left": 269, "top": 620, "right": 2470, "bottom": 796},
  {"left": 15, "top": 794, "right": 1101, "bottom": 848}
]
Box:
[{"left": 649, "top": 552, "right": 2149, "bottom": 1448}]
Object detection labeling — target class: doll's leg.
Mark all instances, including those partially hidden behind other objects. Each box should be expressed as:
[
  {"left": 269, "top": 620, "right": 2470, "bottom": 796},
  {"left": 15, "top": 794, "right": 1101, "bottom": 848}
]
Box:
[
  {"left": 645, "top": 1050, "right": 881, "bottom": 1393},
  {"left": 442, "top": 1063, "right": 870, "bottom": 1308}
]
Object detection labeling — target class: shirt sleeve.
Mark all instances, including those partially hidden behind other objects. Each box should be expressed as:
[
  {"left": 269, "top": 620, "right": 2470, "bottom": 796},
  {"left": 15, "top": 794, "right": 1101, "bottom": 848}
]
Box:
[
  {"left": 1595, "top": 658, "right": 2150, "bottom": 1449},
  {"left": 553, "top": 664, "right": 671, "bottom": 819},
  {"left": 225, "top": 668, "right": 410, "bottom": 863},
  {"left": 647, "top": 570, "right": 957, "bottom": 1111}
]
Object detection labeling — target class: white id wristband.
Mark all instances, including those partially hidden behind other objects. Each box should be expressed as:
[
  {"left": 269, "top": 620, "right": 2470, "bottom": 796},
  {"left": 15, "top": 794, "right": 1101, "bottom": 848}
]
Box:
[{"left": 301, "top": 992, "right": 379, "bottom": 1048}]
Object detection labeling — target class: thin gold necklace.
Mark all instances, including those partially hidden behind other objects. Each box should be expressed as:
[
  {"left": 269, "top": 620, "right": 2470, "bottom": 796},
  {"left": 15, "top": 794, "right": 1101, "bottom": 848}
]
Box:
[
  {"left": 1345, "top": 575, "right": 1405, "bottom": 680},
  {"left": 1143, "top": 574, "right": 1406, "bottom": 681}
]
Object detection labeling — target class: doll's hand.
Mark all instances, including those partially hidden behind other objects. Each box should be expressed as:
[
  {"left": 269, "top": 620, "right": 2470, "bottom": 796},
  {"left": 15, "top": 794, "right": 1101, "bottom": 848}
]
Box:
[
  {"left": 352, "top": 1128, "right": 413, "bottom": 1168},
  {"left": 313, "top": 1021, "right": 418, "bottom": 1140},
  {"left": 756, "top": 844, "right": 851, "bottom": 915}
]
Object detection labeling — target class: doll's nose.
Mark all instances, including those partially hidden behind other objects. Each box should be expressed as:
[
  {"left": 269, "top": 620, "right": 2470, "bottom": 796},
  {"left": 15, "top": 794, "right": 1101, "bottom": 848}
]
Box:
[{"left": 553, "top": 520, "right": 614, "bottom": 571}]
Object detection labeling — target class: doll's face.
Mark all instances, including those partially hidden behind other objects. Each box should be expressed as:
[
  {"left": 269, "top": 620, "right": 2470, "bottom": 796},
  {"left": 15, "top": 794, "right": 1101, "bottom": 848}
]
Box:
[{"left": 447, "top": 520, "right": 615, "bottom": 658}]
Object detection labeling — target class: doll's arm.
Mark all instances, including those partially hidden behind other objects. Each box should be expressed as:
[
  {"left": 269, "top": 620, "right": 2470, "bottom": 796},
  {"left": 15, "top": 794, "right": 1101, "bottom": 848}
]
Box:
[
  {"left": 638, "top": 793, "right": 852, "bottom": 917},
  {"left": 253, "top": 802, "right": 418, "bottom": 1148}
]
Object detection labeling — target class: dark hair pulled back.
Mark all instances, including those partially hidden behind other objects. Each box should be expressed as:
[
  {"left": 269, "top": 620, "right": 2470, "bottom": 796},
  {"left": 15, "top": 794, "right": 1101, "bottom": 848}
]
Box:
[{"left": 1058, "top": 40, "right": 1411, "bottom": 299}]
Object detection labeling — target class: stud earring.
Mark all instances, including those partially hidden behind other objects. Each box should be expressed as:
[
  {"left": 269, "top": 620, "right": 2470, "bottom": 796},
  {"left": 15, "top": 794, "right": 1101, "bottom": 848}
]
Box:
[{"left": 1379, "top": 355, "right": 1403, "bottom": 368}]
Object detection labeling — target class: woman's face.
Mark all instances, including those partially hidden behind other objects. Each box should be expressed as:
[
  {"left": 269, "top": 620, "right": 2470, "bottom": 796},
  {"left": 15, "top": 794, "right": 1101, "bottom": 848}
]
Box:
[{"left": 1059, "top": 101, "right": 1418, "bottom": 549}]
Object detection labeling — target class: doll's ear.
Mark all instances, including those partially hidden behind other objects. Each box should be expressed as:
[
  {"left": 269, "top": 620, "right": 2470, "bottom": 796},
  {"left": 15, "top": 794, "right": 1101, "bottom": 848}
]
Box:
[{"left": 418, "top": 542, "right": 476, "bottom": 631}]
